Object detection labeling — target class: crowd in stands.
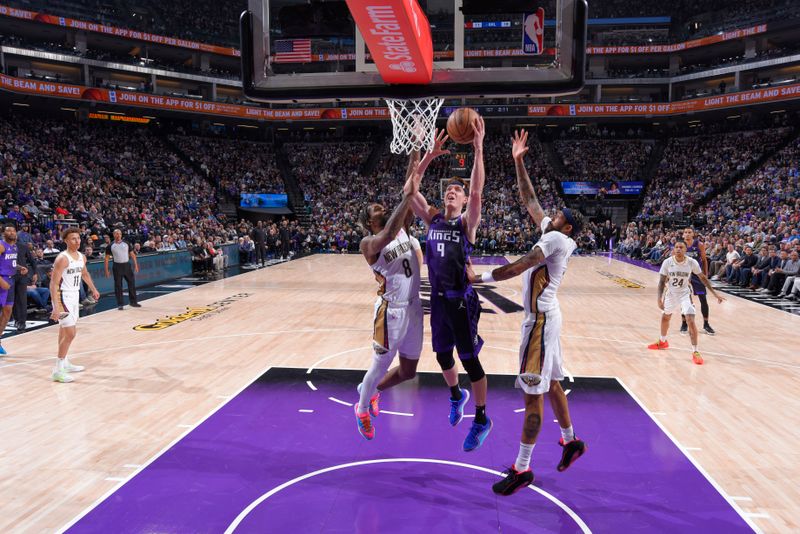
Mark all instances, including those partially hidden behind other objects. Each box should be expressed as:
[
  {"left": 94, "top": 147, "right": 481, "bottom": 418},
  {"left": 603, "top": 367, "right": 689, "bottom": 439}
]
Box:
[
  {"left": 556, "top": 140, "right": 652, "bottom": 182},
  {"left": 638, "top": 127, "right": 792, "bottom": 222},
  {"left": 2, "top": 106, "right": 798, "bottom": 313},
  {"left": 170, "top": 135, "right": 284, "bottom": 199},
  {"left": 0, "top": 114, "right": 249, "bottom": 314},
  {"left": 599, "top": 131, "right": 800, "bottom": 300},
  {"left": 280, "top": 135, "right": 564, "bottom": 255}
]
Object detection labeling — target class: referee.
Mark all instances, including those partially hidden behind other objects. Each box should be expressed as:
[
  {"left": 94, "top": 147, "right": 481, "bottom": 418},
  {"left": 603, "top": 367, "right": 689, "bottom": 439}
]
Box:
[{"left": 104, "top": 229, "right": 140, "bottom": 310}]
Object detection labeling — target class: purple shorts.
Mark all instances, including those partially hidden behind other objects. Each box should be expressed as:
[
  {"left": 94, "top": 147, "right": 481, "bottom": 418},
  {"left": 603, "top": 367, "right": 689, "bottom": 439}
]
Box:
[
  {"left": 0, "top": 275, "right": 14, "bottom": 307},
  {"left": 430, "top": 287, "right": 483, "bottom": 358}
]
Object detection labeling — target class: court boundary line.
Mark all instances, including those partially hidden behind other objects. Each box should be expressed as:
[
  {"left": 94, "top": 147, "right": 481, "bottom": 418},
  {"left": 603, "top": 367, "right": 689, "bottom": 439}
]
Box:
[
  {"left": 616, "top": 377, "right": 762, "bottom": 533},
  {"left": 56, "top": 364, "right": 274, "bottom": 534},
  {"left": 55, "top": 366, "right": 752, "bottom": 533}
]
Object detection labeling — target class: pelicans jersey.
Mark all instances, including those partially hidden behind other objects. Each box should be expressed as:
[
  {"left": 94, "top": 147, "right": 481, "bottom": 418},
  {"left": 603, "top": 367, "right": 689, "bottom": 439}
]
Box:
[
  {"left": 369, "top": 229, "right": 423, "bottom": 358},
  {"left": 659, "top": 255, "right": 701, "bottom": 316},
  {"left": 516, "top": 216, "right": 576, "bottom": 395},
  {"left": 56, "top": 251, "right": 85, "bottom": 328}
]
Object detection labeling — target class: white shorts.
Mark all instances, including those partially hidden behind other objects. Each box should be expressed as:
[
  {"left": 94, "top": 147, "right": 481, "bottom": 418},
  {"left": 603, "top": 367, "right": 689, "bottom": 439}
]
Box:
[
  {"left": 372, "top": 297, "right": 423, "bottom": 360},
  {"left": 516, "top": 307, "right": 564, "bottom": 395},
  {"left": 58, "top": 291, "right": 80, "bottom": 328},
  {"left": 663, "top": 291, "right": 696, "bottom": 316}
]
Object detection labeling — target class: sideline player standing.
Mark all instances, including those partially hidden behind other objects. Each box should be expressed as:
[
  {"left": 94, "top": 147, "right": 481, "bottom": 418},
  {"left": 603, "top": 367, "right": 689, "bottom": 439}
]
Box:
[
  {"left": 353, "top": 155, "right": 424, "bottom": 440},
  {"left": 470, "top": 130, "right": 586, "bottom": 495},
  {"left": 648, "top": 240, "right": 725, "bottom": 364},
  {"left": 0, "top": 223, "right": 20, "bottom": 355},
  {"left": 50, "top": 228, "right": 100, "bottom": 383},
  {"left": 407, "top": 118, "right": 491, "bottom": 452},
  {"left": 680, "top": 228, "right": 715, "bottom": 335}
]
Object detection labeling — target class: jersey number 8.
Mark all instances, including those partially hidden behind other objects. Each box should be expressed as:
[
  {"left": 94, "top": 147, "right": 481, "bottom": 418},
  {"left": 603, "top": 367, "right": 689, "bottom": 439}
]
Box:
[{"left": 402, "top": 259, "right": 412, "bottom": 278}]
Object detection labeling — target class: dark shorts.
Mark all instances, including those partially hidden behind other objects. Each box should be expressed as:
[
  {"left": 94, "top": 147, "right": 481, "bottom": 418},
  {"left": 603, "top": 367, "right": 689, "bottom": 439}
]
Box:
[
  {"left": 0, "top": 275, "right": 14, "bottom": 307},
  {"left": 430, "top": 288, "right": 483, "bottom": 358},
  {"left": 690, "top": 274, "right": 706, "bottom": 296}
]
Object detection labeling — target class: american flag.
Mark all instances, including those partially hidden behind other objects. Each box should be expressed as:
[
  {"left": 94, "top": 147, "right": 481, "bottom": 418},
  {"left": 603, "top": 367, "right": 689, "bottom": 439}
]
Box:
[{"left": 273, "top": 39, "right": 312, "bottom": 63}]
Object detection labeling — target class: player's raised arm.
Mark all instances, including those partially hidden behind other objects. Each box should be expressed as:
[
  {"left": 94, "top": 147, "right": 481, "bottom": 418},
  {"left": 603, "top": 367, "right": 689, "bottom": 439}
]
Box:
[
  {"left": 512, "top": 130, "right": 545, "bottom": 226},
  {"left": 463, "top": 116, "right": 485, "bottom": 243},
  {"left": 360, "top": 170, "right": 419, "bottom": 258},
  {"left": 408, "top": 129, "right": 450, "bottom": 226}
]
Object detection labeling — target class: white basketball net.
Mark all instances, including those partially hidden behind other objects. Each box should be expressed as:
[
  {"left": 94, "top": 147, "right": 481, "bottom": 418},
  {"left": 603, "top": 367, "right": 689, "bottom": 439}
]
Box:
[{"left": 385, "top": 97, "right": 444, "bottom": 155}]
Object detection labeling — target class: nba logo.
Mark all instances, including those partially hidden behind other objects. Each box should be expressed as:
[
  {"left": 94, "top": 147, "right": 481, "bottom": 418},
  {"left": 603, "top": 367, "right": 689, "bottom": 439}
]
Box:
[
  {"left": 108, "top": 91, "right": 117, "bottom": 103},
  {"left": 522, "top": 8, "right": 544, "bottom": 55}
]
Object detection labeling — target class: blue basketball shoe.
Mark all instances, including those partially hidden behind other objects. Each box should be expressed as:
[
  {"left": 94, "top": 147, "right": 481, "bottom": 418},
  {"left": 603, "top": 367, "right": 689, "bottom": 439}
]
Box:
[
  {"left": 463, "top": 417, "right": 493, "bottom": 452},
  {"left": 449, "top": 388, "right": 470, "bottom": 426}
]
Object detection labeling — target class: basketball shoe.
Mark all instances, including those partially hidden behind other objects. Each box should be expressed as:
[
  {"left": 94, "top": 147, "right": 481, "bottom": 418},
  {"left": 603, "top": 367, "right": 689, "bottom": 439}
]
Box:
[
  {"left": 64, "top": 359, "right": 84, "bottom": 373},
  {"left": 52, "top": 368, "right": 74, "bottom": 383},
  {"left": 463, "top": 417, "right": 492, "bottom": 452},
  {"left": 0, "top": 344, "right": 6, "bottom": 356},
  {"left": 449, "top": 388, "right": 470, "bottom": 426},
  {"left": 354, "top": 403, "right": 374, "bottom": 440},
  {"left": 692, "top": 351, "right": 704, "bottom": 365},
  {"left": 680, "top": 322, "right": 688, "bottom": 335},
  {"left": 647, "top": 340, "right": 669, "bottom": 350},
  {"left": 492, "top": 466, "right": 534, "bottom": 496},
  {"left": 356, "top": 383, "right": 380, "bottom": 417},
  {"left": 557, "top": 437, "right": 587, "bottom": 471}
]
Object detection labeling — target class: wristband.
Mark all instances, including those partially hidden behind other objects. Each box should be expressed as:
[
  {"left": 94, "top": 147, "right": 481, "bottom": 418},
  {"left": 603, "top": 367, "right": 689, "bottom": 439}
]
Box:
[{"left": 480, "top": 271, "right": 495, "bottom": 283}]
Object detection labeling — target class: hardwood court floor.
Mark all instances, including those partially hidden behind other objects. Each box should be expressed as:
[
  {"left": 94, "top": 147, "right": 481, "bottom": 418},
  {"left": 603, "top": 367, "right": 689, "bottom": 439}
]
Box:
[{"left": 0, "top": 254, "right": 797, "bottom": 533}]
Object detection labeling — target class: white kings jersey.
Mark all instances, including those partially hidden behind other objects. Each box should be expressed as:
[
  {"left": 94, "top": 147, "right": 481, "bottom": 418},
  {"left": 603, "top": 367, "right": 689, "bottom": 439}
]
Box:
[
  {"left": 370, "top": 228, "right": 421, "bottom": 304},
  {"left": 659, "top": 255, "right": 701, "bottom": 296},
  {"left": 522, "top": 216, "right": 577, "bottom": 319},
  {"left": 58, "top": 251, "right": 85, "bottom": 292}
]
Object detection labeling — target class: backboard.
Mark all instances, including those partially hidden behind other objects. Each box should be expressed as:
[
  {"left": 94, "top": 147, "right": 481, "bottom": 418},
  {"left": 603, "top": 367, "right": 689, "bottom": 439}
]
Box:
[{"left": 241, "top": 0, "right": 587, "bottom": 102}]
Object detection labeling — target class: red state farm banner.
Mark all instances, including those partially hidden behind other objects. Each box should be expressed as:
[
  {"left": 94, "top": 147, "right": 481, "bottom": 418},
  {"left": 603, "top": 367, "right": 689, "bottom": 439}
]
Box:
[
  {"left": 0, "top": 4, "right": 239, "bottom": 57},
  {"left": 3, "top": 74, "right": 799, "bottom": 120},
  {"left": 345, "top": 0, "right": 433, "bottom": 84}
]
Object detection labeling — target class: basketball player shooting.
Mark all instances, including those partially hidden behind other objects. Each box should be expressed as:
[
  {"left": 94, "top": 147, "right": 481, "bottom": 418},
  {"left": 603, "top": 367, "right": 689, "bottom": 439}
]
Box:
[
  {"left": 469, "top": 129, "right": 586, "bottom": 495},
  {"left": 352, "top": 152, "right": 425, "bottom": 440},
  {"left": 648, "top": 240, "right": 725, "bottom": 365},
  {"left": 406, "top": 116, "right": 492, "bottom": 452}
]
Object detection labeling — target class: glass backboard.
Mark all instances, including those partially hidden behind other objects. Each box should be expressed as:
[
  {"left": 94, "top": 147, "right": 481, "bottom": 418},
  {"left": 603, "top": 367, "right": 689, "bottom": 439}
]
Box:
[{"left": 241, "top": 0, "right": 587, "bottom": 102}]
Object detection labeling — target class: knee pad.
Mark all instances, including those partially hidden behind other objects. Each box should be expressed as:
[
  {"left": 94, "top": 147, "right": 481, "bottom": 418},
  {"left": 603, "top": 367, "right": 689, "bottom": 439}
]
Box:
[
  {"left": 461, "top": 356, "right": 486, "bottom": 383},
  {"left": 436, "top": 350, "right": 455, "bottom": 371}
]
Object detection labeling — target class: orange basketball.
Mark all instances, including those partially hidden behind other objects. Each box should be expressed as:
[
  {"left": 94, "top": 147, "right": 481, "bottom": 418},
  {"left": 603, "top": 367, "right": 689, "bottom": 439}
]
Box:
[{"left": 446, "top": 107, "right": 479, "bottom": 145}]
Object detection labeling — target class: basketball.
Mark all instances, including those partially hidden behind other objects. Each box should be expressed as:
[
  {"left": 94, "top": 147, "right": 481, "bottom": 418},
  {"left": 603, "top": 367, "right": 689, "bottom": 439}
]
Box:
[{"left": 446, "top": 107, "right": 479, "bottom": 145}]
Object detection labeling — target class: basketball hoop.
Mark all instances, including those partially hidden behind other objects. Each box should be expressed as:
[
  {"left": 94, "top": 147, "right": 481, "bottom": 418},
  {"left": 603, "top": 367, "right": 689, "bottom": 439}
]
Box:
[{"left": 385, "top": 97, "right": 444, "bottom": 155}]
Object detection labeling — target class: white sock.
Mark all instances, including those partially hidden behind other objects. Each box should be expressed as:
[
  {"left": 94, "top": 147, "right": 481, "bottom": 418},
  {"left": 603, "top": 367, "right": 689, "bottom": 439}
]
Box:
[
  {"left": 357, "top": 352, "right": 391, "bottom": 414},
  {"left": 56, "top": 358, "right": 65, "bottom": 371},
  {"left": 515, "top": 442, "right": 535, "bottom": 472},
  {"left": 561, "top": 425, "right": 575, "bottom": 442},
  {"left": 660, "top": 336, "right": 667, "bottom": 343},
  {"left": 692, "top": 345, "right": 698, "bottom": 352}
]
